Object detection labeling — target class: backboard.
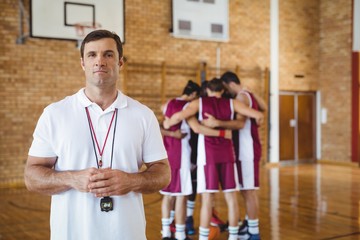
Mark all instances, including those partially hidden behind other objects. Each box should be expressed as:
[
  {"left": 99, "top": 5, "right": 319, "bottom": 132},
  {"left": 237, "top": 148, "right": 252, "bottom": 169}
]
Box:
[
  {"left": 30, "top": 0, "right": 124, "bottom": 42},
  {"left": 171, "top": 0, "right": 229, "bottom": 42}
]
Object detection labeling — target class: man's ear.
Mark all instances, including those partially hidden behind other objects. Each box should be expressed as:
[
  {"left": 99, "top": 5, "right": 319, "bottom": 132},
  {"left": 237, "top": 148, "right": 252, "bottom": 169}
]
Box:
[
  {"left": 119, "top": 57, "right": 124, "bottom": 67},
  {"left": 80, "top": 58, "right": 85, "bottom": 71}
]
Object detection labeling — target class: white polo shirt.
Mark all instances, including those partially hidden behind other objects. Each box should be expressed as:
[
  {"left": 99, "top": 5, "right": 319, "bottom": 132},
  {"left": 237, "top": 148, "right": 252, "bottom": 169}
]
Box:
[{"left": 29, "top": 88, "right": 167, "bottom": 240}]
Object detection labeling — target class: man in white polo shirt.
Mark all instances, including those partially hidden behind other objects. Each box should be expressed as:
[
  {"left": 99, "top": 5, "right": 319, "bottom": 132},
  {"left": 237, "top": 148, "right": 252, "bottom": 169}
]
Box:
[{"left": 24, "top": 30, "right": 170, "bottom": 240}]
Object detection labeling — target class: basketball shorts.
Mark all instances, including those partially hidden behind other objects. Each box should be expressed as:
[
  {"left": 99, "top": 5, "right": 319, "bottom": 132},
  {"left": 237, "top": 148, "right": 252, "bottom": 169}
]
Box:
[
  {"left": 160, "top": 167, "right": 192, "bottom": 196},
  {"left": 236, "top": 158, "right": 260, "bottom": 190},
  {"left": 197, "top": 162, "right": 238, "bottom": 193}
]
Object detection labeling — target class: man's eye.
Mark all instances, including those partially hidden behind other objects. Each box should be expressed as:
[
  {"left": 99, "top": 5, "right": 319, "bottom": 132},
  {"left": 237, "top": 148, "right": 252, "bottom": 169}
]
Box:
[{"left": 106, "top": 53, "right": 114, "bottom": 58}]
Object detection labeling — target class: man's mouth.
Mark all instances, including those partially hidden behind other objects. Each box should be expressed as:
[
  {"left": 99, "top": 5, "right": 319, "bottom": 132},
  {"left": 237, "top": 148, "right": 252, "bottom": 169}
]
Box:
[{"left": 94, "top": 69, "right": 107, "bottom": 73}]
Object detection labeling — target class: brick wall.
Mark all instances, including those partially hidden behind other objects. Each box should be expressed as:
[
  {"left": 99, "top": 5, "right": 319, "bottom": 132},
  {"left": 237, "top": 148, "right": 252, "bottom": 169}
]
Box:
[
  {"left": 279, "top": 0, "right": 320, "bottom": 91},
  {"left": 0, "top": 0, "right": 353, "bottom": 186},
  {"left": 278, "top": 0, "right": 352, "bottom": 162},
  {"left": 319, "top": 0, "right": 352, "bottom": 162},
  {"left": 0, "top": 0, "right": 85, "bottom": 186}
]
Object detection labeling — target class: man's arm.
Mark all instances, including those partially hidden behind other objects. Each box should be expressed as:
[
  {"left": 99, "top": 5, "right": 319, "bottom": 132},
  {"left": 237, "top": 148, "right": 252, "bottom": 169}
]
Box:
[
  {"left": 24, "top": 156, "right": 96, "bottom": 195},
  {"left": 88, "top": 158, "right": 171, "bottom": 197},
  {"left": 250, "top": 92, "right": 268, "bottom": 112},
  {"left": 239, "top": 86, "right": 267, "bottom": 112},
  {"left": 233, "top": 99, "right": 264, "bottom": 125},
  {"left": 186, "top": 116, "right": 232, "bottom": 139},
  {"left": 163, "top": 99, "right": 199, "bottom": 129},
  {"left": 201, "top": 113, "right": 246, "bottom": 130},
  {"left": 160, "top": 127, "right": 187, "bottom": 139}
]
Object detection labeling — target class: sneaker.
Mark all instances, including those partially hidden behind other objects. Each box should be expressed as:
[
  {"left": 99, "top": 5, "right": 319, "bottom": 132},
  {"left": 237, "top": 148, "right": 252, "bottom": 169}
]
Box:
[
  {"left": 238, "top": 229, "right": 261, "bottom": 240},
  {"left": 249, "top": 234, "right": 261, "bottom": 240},
  {"left": 185, "top": 216, "right": 195, "bottom": 235},
  {"left": 175, "top": 238, "right": 192, "bottom": 240},
  {"left": 238, "top": 220, "right": 248, "bottom": 235}
]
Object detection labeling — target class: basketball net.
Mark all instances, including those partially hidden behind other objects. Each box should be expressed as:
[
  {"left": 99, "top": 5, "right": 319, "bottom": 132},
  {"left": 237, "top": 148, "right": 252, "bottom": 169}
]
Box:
[{"left": 75, "top": 22, "right": 102, "bottom": 48}]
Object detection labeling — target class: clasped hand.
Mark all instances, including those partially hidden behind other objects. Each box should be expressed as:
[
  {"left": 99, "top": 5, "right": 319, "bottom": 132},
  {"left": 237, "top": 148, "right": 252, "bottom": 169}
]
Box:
[{"left": 75, "top": 168, "right": 132, "bottom": 197}]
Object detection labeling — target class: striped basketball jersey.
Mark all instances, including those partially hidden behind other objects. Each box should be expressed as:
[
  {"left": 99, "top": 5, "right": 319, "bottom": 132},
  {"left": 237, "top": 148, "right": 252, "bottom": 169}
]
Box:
[
  {"left": 237, "top": 91, "right": 261, "bottom": 162},
  {"left": 163, "top": 98, "right": 191, "bottom": 170},
  {"left": 197, "top": 96, "right": 235, "bottom": 165}
]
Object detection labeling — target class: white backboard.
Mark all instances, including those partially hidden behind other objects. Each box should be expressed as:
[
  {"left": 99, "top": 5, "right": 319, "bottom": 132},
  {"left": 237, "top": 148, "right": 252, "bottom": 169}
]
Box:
[
  {"left": 30, "top": 0, "right": 124, "bottom": 42},
  {"left": 172, "top": 0, "right": 229, "bottom": 42}
]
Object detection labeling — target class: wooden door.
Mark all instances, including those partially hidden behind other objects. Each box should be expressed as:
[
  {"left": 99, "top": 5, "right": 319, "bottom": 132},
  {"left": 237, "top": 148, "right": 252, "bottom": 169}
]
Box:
[
  {"left": 279, "top": 95, "right": 295, "bottom": 160},
  {"left": 297, "top": 94, "right": 315, "bottom": 160},
  {"left": 279, "top": 92, "right": 316, "bottom": 162}
]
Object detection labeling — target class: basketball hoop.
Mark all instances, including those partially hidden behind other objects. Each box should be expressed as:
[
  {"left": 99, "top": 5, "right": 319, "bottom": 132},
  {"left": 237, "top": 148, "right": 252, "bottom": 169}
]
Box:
[{"left": 74, "top": 22, "right": 102, "bottom": 48}]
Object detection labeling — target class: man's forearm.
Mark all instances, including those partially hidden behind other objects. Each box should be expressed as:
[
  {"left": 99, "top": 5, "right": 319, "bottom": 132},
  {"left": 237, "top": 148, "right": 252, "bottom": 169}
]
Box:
[
  {"left": 24, "top": 166, "right": 72, "bottom": 195},
  {"left": 214, "top": 119, "right": 244, "bottom": 130},
  {"left": 168, "top": 113, "right": 183, "bottom": 127},
  {"left": 132, "top": 159, "right": 171, "bottom": 194}
]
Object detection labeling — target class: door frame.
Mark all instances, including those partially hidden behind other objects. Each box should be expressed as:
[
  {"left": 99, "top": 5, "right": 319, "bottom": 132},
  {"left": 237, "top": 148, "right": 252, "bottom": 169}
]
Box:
[{"left": 279, "top": 91, "right": 318, "bottom": 164}]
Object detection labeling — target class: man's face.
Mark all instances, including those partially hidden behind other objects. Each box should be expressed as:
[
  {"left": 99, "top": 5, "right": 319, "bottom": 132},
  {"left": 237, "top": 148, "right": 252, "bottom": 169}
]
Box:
[
  {"left": 222, "top": 81, "right": 237, "bottom": 95},
  {"left": 80, "top": 38, "right": 123, "bottom": 88},
  {"left": 188, "top": 92, "right": 198, "bottom": 101}
]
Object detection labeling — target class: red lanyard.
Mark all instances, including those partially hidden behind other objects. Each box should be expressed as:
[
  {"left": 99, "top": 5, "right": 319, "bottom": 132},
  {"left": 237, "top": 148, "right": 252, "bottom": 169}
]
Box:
[{"left": 85, "top": 107, "right": 118, "bottom": 168}]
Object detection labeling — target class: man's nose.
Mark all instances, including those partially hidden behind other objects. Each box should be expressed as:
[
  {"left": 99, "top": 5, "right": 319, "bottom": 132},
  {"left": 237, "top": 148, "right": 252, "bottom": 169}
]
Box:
[{"left": 95, "top": 56, "right": 106, "bottom": 66}]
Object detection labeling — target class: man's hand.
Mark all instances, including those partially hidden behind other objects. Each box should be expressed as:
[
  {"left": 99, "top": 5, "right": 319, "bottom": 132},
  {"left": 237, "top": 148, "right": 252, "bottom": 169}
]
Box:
[
  {"left": 70, "top": 168, "right": 99, "bottom": 193},
  {"left": 163, "top": 117, "right": 171, "bottom": 129},
  {"left": 255, "top": 113, "right": 264, "bottom": 126},
  {"left": 173, "top": 129, "right": 188, "bottom": 139},
  {"left": 201, "top": 113, "right": 219, "bottom": 128},
  {"left": 88, "top": 168, "right": 133, "bottom": 197}
]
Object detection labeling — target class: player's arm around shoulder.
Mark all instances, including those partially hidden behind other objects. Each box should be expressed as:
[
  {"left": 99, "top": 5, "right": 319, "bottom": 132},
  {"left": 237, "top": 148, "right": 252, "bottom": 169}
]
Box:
[
  {"left": 176, "top": 99, "right": 199, "bottom": 121},
  {"left": 252, "top": 92, "right": 268, "bottom": 112},
  {"left": 24, "top": 155, "right": 96, "bottom": 195},
  {"left": 163, "top": 99, "right": 199, "bottom": 129},
  {"left": 186, "top": 116, "right": 232, "bottom": 139},
  {"left": 201, "top": 112, "right": 245, "bottom": 130},
  {"left": 233, "top": 98, "right": 264, "bottom": 125}
]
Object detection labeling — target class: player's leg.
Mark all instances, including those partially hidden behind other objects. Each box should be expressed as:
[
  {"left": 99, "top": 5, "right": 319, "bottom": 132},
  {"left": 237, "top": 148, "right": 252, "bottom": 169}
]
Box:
[
  {"left": 185, "top": 169, "right": 197, "bottom": 235},
  {"left": 175, "top": 195, "right": 188, "bottom": 240},
  {"left": 161, "top": 195, "right": 174, "bottom": 239},
  {"left": 238, "top": 159, "right": 261, "bottom": 240},
  {"left": 239, "top": 190, "right": 260, "bottom": 240},
  {"left": 199, "top": 192, "right": 213, "bottom": 240},
  {"left": 224, "top": 191, "right": 240, "bottom": 240}
]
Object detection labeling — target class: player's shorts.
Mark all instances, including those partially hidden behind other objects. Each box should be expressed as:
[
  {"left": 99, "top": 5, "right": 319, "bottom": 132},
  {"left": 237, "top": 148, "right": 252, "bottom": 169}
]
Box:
[
  {"left": 236, "top": 158, "right": 260, "bottom": 190},
  {"left": 197, "top": 162, "right": 238, "bottom": 193},
  {"left": 160, "top": 167, "right": 192, "bottom": 196}
]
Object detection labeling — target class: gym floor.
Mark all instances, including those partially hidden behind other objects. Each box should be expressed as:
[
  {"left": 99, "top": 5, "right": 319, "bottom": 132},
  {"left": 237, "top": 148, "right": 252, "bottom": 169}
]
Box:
[{"left": 0, "top": 164, "right": 359, "bottom": 240}]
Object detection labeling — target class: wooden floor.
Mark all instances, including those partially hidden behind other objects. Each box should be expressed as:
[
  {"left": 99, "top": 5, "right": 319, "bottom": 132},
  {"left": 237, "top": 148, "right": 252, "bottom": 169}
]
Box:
[{"left": 1, "top": 164, "right": 360, "bottom": 240}]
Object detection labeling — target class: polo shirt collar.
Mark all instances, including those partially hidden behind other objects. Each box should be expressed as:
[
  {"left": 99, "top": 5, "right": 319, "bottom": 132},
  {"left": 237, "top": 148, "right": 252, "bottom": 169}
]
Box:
[{"left": 77, "top": 88, "right": 128, "bottom": 110}]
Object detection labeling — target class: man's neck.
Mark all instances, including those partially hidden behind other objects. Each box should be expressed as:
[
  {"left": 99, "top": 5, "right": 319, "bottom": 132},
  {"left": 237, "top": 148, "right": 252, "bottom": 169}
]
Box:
[{"left": 84, "top": 86, "right": 118, "bottom": 110}]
